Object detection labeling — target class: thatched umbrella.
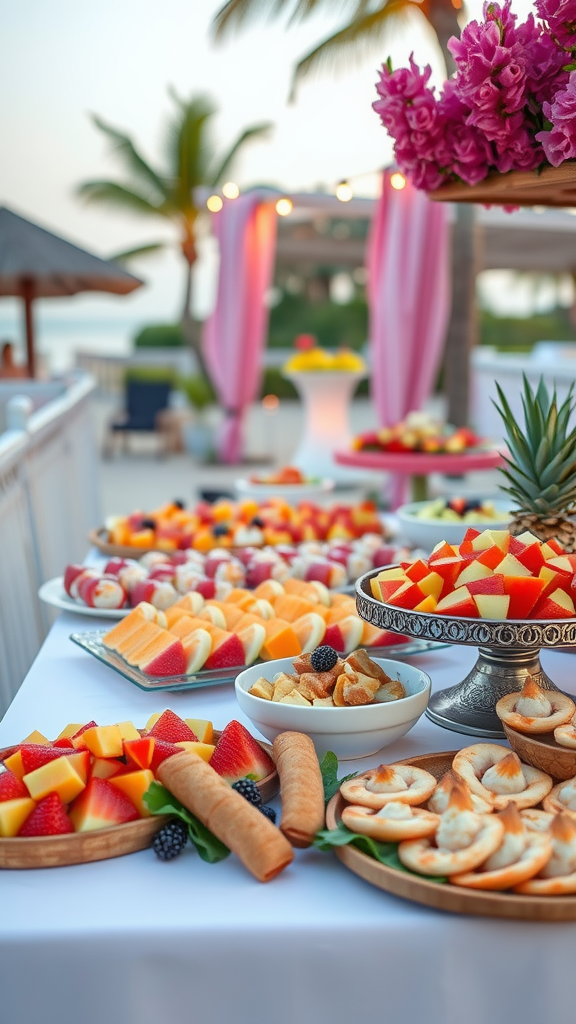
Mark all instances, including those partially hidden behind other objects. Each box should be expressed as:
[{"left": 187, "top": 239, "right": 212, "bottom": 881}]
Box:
[{"left": 0, "top": 206, "right": 143, "bottom": 376}]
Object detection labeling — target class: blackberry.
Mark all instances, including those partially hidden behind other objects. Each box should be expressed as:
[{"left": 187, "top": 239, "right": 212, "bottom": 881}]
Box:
[
  {"left": 232, "top": 778, "right": 263, "bottom": 807},
  {"left": 260, "top": 805, "right": 277, "bottom": 824},
  {"left": 152, "top": 819, "right": 188, "bottom": 860},
  {"left": 141, "top": 517, "right": 156, "bottom": 530},
  {"left": 212, "top": 523, "right": 230, "bottom": 537},
  {"left": 251, "top": 516, "right": 265, "bottom": 527},
  {"left": 172, "top": 499, "right": 186, "bottom": 510},
  {"left": 310, "top": 645, "right": 339, "bottom": 672}
]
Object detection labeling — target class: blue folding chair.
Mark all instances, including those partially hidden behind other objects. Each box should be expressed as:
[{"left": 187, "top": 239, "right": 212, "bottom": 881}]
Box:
[{"left": 105, "top": 380, "right": 172, "bottom": 456}]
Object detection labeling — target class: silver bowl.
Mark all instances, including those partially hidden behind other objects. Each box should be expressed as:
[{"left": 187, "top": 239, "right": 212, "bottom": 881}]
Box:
[{"left": 355, "top": 566, "right": 576, "bottom": 739}]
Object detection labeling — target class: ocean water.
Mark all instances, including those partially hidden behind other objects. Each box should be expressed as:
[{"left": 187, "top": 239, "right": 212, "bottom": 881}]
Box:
[{"left": 0, "top": 316, "right": 137, "bottom": 374}]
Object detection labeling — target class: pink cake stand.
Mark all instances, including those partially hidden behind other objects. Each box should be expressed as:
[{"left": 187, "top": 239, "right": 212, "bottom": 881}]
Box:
[{"left": 334, "top": 448, "right": 505, "bottom": 509}]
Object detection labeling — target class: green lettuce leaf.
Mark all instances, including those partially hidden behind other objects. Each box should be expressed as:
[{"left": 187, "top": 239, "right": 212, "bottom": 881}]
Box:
[
  {"left": 314, "top": 821, "right": 447, "bottom": 883},
  {"left": 320, "top": 751, "right": 357, "bottom": 803},
  {"left": 144, "top": 782, "right": 230, "bottom": 863}
]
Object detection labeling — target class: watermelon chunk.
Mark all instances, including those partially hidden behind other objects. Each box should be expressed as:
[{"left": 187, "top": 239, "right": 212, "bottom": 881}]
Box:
[
  {"left": 209, "top": 720, "right": 274, "bottom": 784},
  {"left": 69, "top": 778, "right": 140, "bottom": 832}
]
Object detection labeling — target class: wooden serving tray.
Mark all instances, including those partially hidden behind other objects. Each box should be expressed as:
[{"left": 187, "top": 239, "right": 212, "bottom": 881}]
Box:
[
  {"left": 0, "top": 735, "right": 278, "bottom": 869},
  {"left": 325, "top": 750, "right": 576, "bottom": 920},
  {"left": 87, "top": 527, "right": 265, "bottom": 560}
]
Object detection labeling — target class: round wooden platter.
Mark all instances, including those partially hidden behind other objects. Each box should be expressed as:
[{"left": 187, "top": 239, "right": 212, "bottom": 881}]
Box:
[
  {"left": 503, "top": 724, "right": 576, "bottom": 782},
  {"left": 0, "top": 735, "right": 278, "bottom": 869},
  {"left": 325, "top": 749, "right": 576, "bottom": 921},
  {"left": 87, "top": 527, "right": 265, "bottom": 560}
]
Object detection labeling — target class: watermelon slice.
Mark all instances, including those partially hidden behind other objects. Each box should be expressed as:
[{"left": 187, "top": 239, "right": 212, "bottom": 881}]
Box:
[
  {"left": 69, "top": 778, "right": 140, "bottom": 832},
  {"left": 124, "top": 736, "right": 155, "bottom": 770},
  {"left": 209, "top": 720, "right": 274, "bottom": 784}
]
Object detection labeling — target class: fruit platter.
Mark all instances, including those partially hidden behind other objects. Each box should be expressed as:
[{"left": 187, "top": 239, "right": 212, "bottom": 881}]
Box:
[
  {"left": 0, "top": 710, "right": 278, "bottom": 868},
  {"left": 352, "top": 413, "right": 483, "bottom": 456},
  {"left": 321, "top": 744, "right": 576, "bottom": 920},
  {"left": 89, "top": 497, "right": 385, "bottom": 557},
  {"left": 70, "top": 581, "right": 443, "bottom": 693},
  {"left": 47, "top": 534, "right": 418, "bottom": 617},
  {"left": 235, "top": 466, "right": 335, "bottom": 501},
  {"left": 356, "top": 526, "right": 576, "bottom": 737}
]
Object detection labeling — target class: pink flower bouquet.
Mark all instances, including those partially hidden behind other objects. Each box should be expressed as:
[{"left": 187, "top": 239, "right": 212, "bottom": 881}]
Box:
[{"left": 374, "top": 0, "right": 576, "bottom": 190}]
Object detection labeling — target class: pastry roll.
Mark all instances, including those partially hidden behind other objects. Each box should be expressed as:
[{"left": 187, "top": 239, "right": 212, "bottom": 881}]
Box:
[
  {"left": 272, "top": 731, "right": 325, "bottom": 847},
  {"left": 157, "top": 750, "right": 294, "bottom": 882}
]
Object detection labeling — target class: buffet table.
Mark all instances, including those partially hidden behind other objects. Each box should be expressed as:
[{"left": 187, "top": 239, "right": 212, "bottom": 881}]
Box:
[{"left": 2, "top": 610, "right": 576, "bottom": 1024}]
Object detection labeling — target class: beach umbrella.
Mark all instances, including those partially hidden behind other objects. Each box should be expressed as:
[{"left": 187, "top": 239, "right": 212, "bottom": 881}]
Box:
[{"left": 0, "top": 206, "right": 143, "bottom": 376}]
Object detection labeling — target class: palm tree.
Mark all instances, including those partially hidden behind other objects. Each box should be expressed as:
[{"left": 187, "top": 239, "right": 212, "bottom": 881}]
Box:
[
  {"left": 213, "top": 0, "right": 477, "bottom": 428},
  {"left": 77, "top": 89, "right": 272, "bottom": 385}
]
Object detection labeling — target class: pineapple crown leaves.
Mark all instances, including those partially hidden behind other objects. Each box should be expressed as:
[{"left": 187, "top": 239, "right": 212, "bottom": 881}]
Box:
[{"left": 492, "top": 375, "right": 576, "bottom": 515}]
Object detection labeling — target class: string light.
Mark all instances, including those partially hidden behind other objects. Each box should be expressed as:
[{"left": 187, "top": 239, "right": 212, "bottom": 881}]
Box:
[
  {"left": 276, "top": 197, "right": 293, "bottom": 216},
  {"left": 262, "top": 394, "right": 279, "bottom": 411},
  {"left": 390, "top": 172, "right": 407, "bottom": 190},
  {"left": 222, "top": 182, "right": 240, "bottom": 199},
  {"left": 206, "top": 194, "right": 223, "bottom": 212},
  {"left": 335, "top": 180, "right": 353, "bottom": 202}
]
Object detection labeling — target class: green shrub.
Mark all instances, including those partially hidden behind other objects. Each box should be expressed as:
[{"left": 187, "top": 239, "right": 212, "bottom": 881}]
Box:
[
  {"left": 133, "top": 323, "right": 185, "bottom": 348},
  {"left": 268, "top": 294, "right": 368, "bottom": 350},
  {"left": 479, "top": 308, "right": 575, "bottom": 350},
  {"left": 177, "top": 374, "right": 216, "bottom": 411}
]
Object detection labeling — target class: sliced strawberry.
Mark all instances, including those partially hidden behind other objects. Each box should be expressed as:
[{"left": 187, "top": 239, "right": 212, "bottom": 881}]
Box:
[
  {"left": 148, "top": 710, "right": 198, "bottom": 744},
  {"left": 149, "top": 739, "right": 181, "bottom": 775},
  {"left": 209, "top": 720, "right": 274, "bottom": 784},
  {"left": 0, "top": 770, "right": 28, "bottom": 801},
  {"left": 20, "top": 745, "right": 68, "bottom": 774},
  {"left": 19, "top": 793, "right": 74, "bottom": 836}
]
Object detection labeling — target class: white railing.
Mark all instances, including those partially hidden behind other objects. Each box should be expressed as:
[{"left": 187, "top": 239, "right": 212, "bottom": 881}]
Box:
[{"left": 0, "top": 373, "right": 100, "bottom": 716}]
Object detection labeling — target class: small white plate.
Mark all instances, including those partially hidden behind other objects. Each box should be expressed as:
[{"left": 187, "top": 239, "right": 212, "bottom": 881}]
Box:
[
  {"left": 234, "top": 477, "right": 335, "bottom": 501},
  {"left": 38, "top": 577, "right": 130, "bottom": 619}
]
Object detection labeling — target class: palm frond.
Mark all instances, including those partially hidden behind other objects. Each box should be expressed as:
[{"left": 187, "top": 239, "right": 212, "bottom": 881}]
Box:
[
  {"left": 89, "top": 114, "right": 169, "bottom": 204},
  {"left": 163, "top": 91, "right": 217, "bottom": 210},
  {"left": 209, "top": 123, "right": 273, "bottom": 186},
  {"left": 108, "top": 242, "right": 167, "bottom": 263},
  {"left": 76, "top": 181, "right": 167, "bottom": 219},
  {"left": 288, "top": 1, "right": 414, "bottom": 99},
  {"left": 213, "top": 0, "right": 295, "bottom": 40}
]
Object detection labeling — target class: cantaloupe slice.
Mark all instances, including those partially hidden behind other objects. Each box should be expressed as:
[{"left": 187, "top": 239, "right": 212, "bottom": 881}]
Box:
[
  {"left": 272, "top": 594, "right": 316, "bottom": 622},
  {"left": 173, "top": 592, "right": 205, "bottom": 614},
  {"left": 292, "top": 612, "right": 326, "bottom": 653},
  {"left": 120, "top": 622, "right": 164, "bottom": 661},
  {"left": 198, "top": 605, "right": 227, "bottom": 628},
  {"left": 252, "top": 579, "right": 285, "bottom": 602},
  {"left": 283, "top": 579, "right": 321, "bottom": 602},
  {"left": 182, "top": 628, "right": 212, "bottom": 673},
  {"left": 259, "top": 618, "right": 302, "bottom": 661},
  {"left": 103, "top": 604, "right": 157, "bottom": 652}
]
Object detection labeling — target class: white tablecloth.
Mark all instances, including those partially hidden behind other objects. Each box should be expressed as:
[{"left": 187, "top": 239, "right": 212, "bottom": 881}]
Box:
[{"left": 2, "top": 611, "right": 576, "bottom": 1024}]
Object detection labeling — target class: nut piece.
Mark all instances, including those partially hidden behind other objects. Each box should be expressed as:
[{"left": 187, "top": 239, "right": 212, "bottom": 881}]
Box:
[
  {"left": 279, "top": 689, "right": 312, "bottom": 706},
  {"left": 248, "top": 677, "right": 274, "bottom": 700},
  {"left": 346, "top": 649, "right": 392, "bottom": 685},
  {"left": 343, "top": 673, "right": 380, "bottom": 706}
]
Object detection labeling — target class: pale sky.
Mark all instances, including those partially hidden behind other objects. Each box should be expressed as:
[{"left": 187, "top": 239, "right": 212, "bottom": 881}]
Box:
[{"left": 0, "top": 0, "right": 507, "bottom": 338}]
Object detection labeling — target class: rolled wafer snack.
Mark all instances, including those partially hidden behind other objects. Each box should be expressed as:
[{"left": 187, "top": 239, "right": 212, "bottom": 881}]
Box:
[
  {"left": 157, "top": 750, "right": 294, "bottom": 882},
  {"left": 273, "top": 731, "right": 325, "bottom": 847}
]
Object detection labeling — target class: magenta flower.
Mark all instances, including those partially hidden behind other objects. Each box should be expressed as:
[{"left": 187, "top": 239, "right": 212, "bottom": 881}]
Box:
[
  {"left": 536, "top": 71, "right": 576, "bottom": 164},
  {"left": 519, "top": 19, "right": 570, "bottom": 103},
  {"left": 535, "top": 0, "right": 576, "bottom": 52}
]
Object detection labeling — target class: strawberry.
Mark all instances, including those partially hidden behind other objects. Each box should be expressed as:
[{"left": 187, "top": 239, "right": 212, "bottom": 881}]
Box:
[
  {"left": 20, "top": 745, "right": 68, "bottom": 774},
  {"left": 209, "top": 720, "right": 274, "bottom": 784},
  {"left": 71, "top": 721, "right": 99, "bottom": 750},
  {"left": 19, "top": 793, "right": 74, "bottom": 836},
  {"left": 52, "top": 737, "right": 75, "bottom": 749},
  {"left": 149, "top": 739, "right": 181, "bottom": 775},
  {"left": 0, "top": 770, "right": 28, "bottom": 801},
  {"left": 148, "top": 710, "right": 198, "bottom": 744}
]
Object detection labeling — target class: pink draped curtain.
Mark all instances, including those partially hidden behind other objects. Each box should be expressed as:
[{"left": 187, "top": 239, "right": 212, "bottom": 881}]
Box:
[
  {"left": 366, "top": 169, "right": 451, "bottom": 506},
  {"left": 204, "top": 192, "right": 278, "bottom": 464}
]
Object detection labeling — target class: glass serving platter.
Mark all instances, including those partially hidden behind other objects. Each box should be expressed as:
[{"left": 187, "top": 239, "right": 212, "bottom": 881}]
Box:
[{"left": 70, "top": 631, "right": 448, "bottom": 694}]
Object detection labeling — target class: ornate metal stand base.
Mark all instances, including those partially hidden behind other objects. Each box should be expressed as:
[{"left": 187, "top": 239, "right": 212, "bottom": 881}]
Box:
[{"left": 426, "top": 647, "right": 560, "bottom": 738}]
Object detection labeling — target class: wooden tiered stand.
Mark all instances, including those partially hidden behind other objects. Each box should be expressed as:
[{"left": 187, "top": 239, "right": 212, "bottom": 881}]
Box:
[{"left": 428, "top": 160, "right": 576, "bottom": 207}]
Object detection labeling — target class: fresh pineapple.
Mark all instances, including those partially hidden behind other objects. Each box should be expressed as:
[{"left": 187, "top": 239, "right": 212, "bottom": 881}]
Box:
[{"left": 494, "top": 375, "right": 576, "bottom": 552}]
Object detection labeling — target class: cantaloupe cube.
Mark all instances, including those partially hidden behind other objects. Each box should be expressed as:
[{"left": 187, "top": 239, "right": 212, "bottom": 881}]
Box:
[
  {"left": 0, "top": 798, "right": 36, "bottom": 836},
  {"left": 145, "top": 712, "right": 162, "bottom": 732},
  {"left": 82, "top": 725, "right": 124, "bottom": 759},
  {"left": 3, "top": 750, "right": 25, "bottom": 780},
  {"left": 175, "top": 741, "right": 216, "bottom": 762},
  {"left": 260, "top": 618, "right": 302, "bottom": 661},
  {"left": 109, "top": 769, "right": 154, "bottom": 816},
  {"left": 115, "top": 721, "right": 141, "bottom": 742},
  {"left": 56, "top": 723, "right": 84, "bottom": 741},
  {"left": 23, "top": 757, "right": 86, "bottom": 803},
  {"left": 185, "top": 719, "right": 214, "bottom": 743},
  {"left": 21, "top": 730, "right": 50, "bottom": 746}
]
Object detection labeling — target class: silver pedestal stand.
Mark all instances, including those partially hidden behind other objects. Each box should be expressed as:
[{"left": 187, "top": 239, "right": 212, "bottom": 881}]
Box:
[{"left": 356, "top": 568, "right": 576, "bottom": 738}]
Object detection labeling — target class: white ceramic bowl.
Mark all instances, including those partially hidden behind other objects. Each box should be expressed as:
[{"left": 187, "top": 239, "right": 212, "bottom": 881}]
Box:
[
  {"left": 235, "top": 657, "right": 431, "bottom": 760},
  {"left": 234, "top": 477, "right": 335, "bottom": 501},
  {"left": 396, "top": 500, "right": 511, "bottom": 551}
]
